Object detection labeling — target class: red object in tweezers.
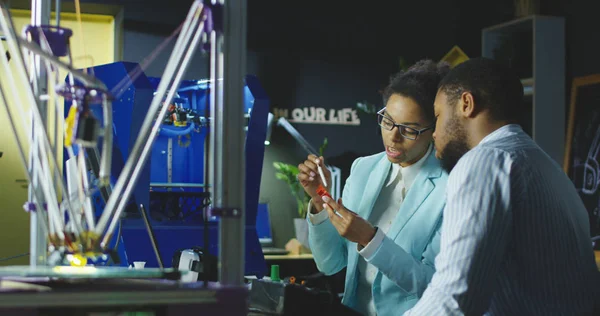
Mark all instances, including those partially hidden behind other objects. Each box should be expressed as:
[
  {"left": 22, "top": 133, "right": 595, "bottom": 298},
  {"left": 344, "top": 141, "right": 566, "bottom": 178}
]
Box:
[{"left": 316, "top": 184, "right": 332, "bottom": 200}]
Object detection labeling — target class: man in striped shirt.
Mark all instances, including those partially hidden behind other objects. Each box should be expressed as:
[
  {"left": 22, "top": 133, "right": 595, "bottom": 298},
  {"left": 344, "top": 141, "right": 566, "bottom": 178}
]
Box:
[{"left": 405, "top": 58, "right": 599, "bottom": 315}]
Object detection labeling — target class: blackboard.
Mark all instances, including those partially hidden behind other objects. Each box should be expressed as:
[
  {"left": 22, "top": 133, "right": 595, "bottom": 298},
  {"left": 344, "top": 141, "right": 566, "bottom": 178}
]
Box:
[{"left": 564, "top": 74, "right": 600, "bottom": 239}]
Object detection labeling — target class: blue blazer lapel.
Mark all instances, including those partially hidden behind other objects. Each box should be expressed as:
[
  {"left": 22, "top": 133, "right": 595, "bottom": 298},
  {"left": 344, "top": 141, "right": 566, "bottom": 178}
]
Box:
[
  {"left": 345, "top": 155, "right": 390, "bottom": 298},
  {"left": 387, "top": 152, "right": 442, "bottom": 241},
  {"left": 356, "top": 155, "right": 390, "bottom": 221}
]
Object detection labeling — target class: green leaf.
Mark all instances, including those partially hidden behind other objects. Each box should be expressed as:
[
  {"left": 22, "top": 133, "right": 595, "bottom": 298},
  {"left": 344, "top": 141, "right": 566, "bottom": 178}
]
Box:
[
  {"left": 273, "top": 161, "right": 311, "bottom": 218},
  {"left": 319, "top": 137, "right": 328, "bottom": 157},
  {"left": 288, "top": 165, "right": 299, "bottom": 175},
  {"left": 275, "top": 173, "right": 288, "bottom": 181},
  {"left": 273, "top": 162, "right": 284, "bottom": 170}
]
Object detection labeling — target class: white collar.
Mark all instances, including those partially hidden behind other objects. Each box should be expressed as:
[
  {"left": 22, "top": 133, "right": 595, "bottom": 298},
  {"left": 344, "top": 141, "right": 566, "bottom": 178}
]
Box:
[
  {"left": 386, "top": 143, "right": 432, "bottom": 189},
  {"left": 479, "top": 124, "right": 522, "bottom": 146}
]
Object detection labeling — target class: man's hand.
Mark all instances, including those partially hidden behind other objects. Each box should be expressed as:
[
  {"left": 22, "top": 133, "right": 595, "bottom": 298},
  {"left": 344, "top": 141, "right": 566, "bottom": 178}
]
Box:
[{"left": 321, "top": 196, "right": 376, "bottom": 247}]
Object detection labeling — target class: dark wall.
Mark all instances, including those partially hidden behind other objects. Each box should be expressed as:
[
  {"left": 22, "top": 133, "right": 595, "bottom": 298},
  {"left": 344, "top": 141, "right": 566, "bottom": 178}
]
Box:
[
  {"left": 542, "top": 0, "right": 600, "bottom": 78},
  {"left": 116, "top": 0, "right": 518, "bottom": 248},
  {"left": 542, "top": 0, "right": 600, "bottom": 239},
  {"left": 122, "top": 29, "right": 260, "bottom": 80},
  {"left": 123, "top": 29, "right": 208, "bottom": 80}
]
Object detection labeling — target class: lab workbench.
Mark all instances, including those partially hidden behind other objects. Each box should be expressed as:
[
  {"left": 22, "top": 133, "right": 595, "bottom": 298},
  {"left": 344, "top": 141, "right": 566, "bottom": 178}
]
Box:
[{"left": 0, "top": 278, "right": 247, "bottom": 315}]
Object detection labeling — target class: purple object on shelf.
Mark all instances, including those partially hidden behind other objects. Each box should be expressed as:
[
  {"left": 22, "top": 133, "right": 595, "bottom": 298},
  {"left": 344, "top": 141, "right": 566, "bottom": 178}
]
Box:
[{"left": 23, "top": 25, "right": 73, "bottom": 57}]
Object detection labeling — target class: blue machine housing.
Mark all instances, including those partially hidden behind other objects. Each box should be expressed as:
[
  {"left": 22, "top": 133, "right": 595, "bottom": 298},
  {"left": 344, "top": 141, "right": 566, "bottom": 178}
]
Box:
[
  {"left": 65, "top": 62, "right": 270, "bottom": 277},
  {"left": 64, "top": 62, "right": 155, "bottom": 265},
  {"left": 146, "top": 76, "right": 208, "bottom": 201}
]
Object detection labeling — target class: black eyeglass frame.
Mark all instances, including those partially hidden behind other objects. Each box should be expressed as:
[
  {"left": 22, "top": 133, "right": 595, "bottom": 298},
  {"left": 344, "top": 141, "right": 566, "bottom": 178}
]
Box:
[{"left": 377, "top": 108, "right": 434, "bottom": 140}]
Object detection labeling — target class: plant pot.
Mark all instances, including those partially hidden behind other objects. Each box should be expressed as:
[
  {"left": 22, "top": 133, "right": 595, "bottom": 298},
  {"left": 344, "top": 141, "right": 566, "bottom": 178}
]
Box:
[{"left": 293, "top": 218, "right": 310, "bottom": 249}]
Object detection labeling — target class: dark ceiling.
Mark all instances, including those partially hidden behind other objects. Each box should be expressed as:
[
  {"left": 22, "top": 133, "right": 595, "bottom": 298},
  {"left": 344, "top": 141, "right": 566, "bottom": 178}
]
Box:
[
  {"left": 246, "top": 0, "right": 515, "bottom": 62},
  {"left": 76, "top": 0, "right": 516, "bottom": 64}
]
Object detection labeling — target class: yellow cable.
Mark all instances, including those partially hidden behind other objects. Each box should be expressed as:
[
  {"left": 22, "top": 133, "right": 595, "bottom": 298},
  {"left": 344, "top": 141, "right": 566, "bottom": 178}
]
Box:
[{"left": 64, "top": 105, "right": 77, "bottom": 147}]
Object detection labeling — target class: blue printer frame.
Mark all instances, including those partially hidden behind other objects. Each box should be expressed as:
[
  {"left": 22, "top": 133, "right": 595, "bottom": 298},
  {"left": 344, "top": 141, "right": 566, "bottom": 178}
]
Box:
[{"left": 64, "top": 61, "right": 269, "bottom": 277}]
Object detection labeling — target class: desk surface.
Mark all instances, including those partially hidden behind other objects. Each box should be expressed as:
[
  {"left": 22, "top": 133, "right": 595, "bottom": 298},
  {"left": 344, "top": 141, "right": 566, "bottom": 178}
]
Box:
[
  {"left": 264, "top": 254, "right": 314, "bottom": 260},
  {"left": 0, "top": 278, "right": 246, "bottom": 310},
  {"left": 270, "top": 252, "right": 600, "bottom": 266}
]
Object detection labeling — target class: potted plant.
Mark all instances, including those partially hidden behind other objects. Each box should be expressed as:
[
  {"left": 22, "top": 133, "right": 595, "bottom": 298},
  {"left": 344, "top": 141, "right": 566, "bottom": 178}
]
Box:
[
  {"left": 272, "top": 162, "right": 311, "bottom": 219},
  {"left": 273, "top": 138, "right": 328, "bottom": 249}
]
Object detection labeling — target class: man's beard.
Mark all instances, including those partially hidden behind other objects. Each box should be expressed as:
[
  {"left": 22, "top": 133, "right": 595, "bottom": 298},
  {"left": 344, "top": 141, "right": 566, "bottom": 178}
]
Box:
[
  {"left": 439, "top": 138, "right": 470, "bottom": 173},
  {"left": 439, "top": 116, "right": 470, "bottom": 173}
]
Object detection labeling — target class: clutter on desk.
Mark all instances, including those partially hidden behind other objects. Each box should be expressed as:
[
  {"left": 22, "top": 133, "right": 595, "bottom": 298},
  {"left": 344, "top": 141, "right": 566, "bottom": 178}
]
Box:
[{"left": 284, "top": 238, "right": 311, "bottom": 255}]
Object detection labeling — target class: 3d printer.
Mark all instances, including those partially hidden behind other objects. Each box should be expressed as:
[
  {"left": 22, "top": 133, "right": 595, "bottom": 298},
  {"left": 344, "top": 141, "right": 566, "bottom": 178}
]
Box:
[{"left": 64, "top": 62, "right": 271, "bottom": 277}]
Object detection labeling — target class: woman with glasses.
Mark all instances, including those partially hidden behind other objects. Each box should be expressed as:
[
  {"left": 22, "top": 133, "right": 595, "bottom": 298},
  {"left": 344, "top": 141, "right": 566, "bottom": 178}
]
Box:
[{"left": 297, "top": 60, "right": 450, "bottom": 316}]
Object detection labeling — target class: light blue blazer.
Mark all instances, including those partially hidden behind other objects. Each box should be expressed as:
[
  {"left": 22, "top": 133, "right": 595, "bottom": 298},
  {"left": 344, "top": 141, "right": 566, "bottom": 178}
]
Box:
[{"left": 307, "top": 151, "right": 448, "bottom": 315}]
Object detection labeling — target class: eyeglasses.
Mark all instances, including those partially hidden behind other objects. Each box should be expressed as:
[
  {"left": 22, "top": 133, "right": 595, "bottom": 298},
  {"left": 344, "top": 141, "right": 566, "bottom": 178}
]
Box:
[{"left": 377, "top": 108, "right": 434, "bottom": 140}]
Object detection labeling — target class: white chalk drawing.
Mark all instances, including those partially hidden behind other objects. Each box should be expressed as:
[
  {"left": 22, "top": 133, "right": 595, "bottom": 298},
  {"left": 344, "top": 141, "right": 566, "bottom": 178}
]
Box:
[
  {"left": 573, "top": 123, "right": 600, "bottom": 228},
  {"left": 595, "top": 196, "right": 600, "bottom": 230},
  {"left": 585, "top": 125, "right": 600, "bottom": 195},
  {"left": 574, "top": 125, "right": 600, "bottom": 195}
]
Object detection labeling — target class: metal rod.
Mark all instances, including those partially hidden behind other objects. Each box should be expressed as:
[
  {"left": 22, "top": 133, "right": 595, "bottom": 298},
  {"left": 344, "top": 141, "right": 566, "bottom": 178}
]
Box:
[
  {"left": 99, "top": 94, "right": 113, "bottom": 185},
  {"left": 95, "top": 2, "right": 204, "bottom": 235},
  {"left": 167, "top": 138, "right": 173, "bottom": 185},
  {"left": 101, "top": 8, "right": 205, "bottom": 236},
  {"left": 276, "top": 117, "right": 319, "bottom": 156},
  {"left": 1, "top": 2, "right": 81, "bottom": 238},
  {"left": 45, "top": 59, "right": 60, "bottom": 207},
  {"left": 102, "top": 16, "right": 207, "bottom": 246},
  {"left": 203, "top": 53, "right": 211, "bottom": 287},
  {"left": 29, "top": 0, "right": 50, "bottom": 266},
  {"left": 214, "top": 0, "right": 247, "bottom": 285},
  {"left": 2, "top": 3, "right": 79, "bottom": 214},
  {"left": 138, "top": 204, "right": 164, "bottom": 269},
  {"left": 209, "top": 31, "right": 222, "bottom": 210},
  {"left": 0, "top": 76, "right": 50, "bottom": 242},
  {"left": 97, "top": 2, "right": 206, "bottom": 245},
  {"left": 17, "top": 39, "right": 106, "bottom": 89},
  {"left": 55, "top": 0, "right": 61, "bottom": 27},
  {"left": 33, "top": 153, "right": 64, "bottom": 236},
  {"left": 78, "top": 151, "right": 95, "bottom": 231}
]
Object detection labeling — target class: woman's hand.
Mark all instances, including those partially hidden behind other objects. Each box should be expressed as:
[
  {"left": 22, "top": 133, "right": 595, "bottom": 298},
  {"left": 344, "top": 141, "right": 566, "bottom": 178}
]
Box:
[
  {"left": 321, "top": 196, "right": 377, "bottom": 247},
  {"left": 297, "top": 154, "right": 331, "bottom": 213}
]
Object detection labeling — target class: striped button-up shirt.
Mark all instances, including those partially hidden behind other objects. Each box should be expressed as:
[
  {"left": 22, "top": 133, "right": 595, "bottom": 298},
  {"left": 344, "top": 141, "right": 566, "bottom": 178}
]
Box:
[{"left": 405, "top": 124, "right": 599, "bottom": 315}]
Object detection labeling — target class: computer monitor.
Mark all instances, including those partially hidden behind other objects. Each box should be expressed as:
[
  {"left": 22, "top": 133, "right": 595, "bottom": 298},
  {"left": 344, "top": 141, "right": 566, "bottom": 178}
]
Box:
[{"left": 256, "top": 203, "right": 272, "bottom": 246}]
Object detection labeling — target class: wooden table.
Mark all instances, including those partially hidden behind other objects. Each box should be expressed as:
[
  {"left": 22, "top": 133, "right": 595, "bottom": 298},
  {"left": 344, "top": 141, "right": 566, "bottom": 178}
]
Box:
[{"left": 264, "top": 254, "right": 314, "bottom": 260}]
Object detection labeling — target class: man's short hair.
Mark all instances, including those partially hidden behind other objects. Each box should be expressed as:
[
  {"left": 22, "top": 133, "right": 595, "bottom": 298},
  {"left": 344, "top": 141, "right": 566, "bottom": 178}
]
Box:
[{"left": 438, "top": 57, "right": 524, "bottom": 122}]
